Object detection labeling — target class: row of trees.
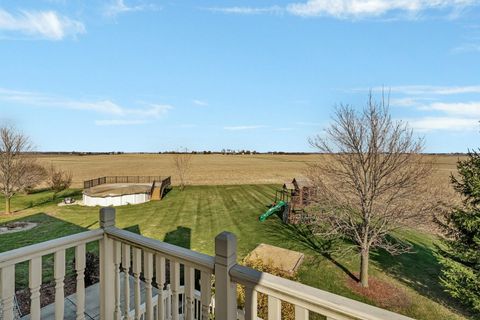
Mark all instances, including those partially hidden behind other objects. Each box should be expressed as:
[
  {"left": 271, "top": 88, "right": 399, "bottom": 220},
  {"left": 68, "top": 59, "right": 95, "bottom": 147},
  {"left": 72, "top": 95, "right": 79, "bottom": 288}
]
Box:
[
  {"left": 0, "top": 126, "right": 72, "bottom": 214},
  {"left": 306, "top": 93, "right": 479, "bottom": 313}
]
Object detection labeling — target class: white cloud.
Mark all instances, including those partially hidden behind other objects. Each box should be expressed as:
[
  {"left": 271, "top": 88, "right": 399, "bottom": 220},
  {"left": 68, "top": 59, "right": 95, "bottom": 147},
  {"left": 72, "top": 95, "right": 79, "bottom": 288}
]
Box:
[
  {"left": 425, "top": 101, "right": 480, "bottom": 117},
  {"left": 390, "top": 96, "right": 442, "bottom": 108},
  {"left": 376, "top": 85, "right": 480, "bottom": 131},
  {"left": 452, "top": 42, "right": 480, "bottom": 53},
  {"left": 0, "top": 9, "right": 85, "bottom": 40},
  {"left": 409, "top": 117, "right": 478, "bottom": 131},
  {"left": 224, "top": 125, "right": 267, "bottom": 131},
  {"left": 193, "top": 99, "right": 208, "bottom": 106},
  {"left": 104, "top": 0, "right": 158, "bottom": 17},
  {"left": 391, "top": 97, "right": 423, "bottom": 107},
  {"left": 131, "top": 104, "right": 172, "bottom": 118},
  {"left": 0, "top": 87, "right": 172, "bottom": 124},
  {"left": 208, "top": 6, "right": 283, "bottom": 15},
  {"left": 95, "top": 119, "right": 147, "bottom": 126},
  {"left": 209, "top": 0, "right": 478, "bottom": 19},
  {"left": 286, "top": 0, "right": 477, "bottom": 18},
  {"left": 372, "top": 85, "right": 480, "bottom": 95}
]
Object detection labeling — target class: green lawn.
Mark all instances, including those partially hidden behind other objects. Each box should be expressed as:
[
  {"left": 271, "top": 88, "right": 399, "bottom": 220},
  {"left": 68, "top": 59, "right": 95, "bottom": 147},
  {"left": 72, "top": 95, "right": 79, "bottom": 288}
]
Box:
[{"left": 0, "top": 185, "right": 474, "bottom": 320}]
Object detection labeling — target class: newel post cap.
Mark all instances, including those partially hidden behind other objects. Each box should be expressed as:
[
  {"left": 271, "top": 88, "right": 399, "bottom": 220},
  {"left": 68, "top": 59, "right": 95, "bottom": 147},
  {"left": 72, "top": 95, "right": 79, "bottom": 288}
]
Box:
[
  {"left": 215, "top": 231, "right": 237, "bottom": 258},
  {"left": 100, "top": 207, "right": 116, "bottom": 228}
]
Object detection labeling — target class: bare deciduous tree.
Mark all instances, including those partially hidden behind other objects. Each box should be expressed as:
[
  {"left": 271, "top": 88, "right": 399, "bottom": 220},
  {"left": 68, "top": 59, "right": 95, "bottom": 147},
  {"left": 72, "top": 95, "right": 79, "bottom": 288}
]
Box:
[
  {"left": 307, "top": 93, "right": 435, "bottom": 287},
  {"left": 172, "top": 149, "right": 193, "bottom": 191},
  {"left": 0, "top": 126, "right": 45, "bottom": 214},
  {"left": 47, "top": 164, "right": 73, "bottom": 199},
  {"left": 23, "top": 163, "right": 47, "bottom": 194}
]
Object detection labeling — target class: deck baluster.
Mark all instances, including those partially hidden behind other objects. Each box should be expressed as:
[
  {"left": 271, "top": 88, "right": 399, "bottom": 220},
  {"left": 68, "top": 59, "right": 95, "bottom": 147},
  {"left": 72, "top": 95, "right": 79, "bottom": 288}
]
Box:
[
  {"left": 156, "top": 255, "right": 166, "bottom": 320},
  {"left": 295, "top": 305, "right": 309, "bottom": 320},
  {"left": 29, "top": 257, "right": 42, "bottom": 320},
  {"left": 0, "top": 265, "right": 15, "bottom": 320},
  {"left": 113, "top": 241, "right": 122, "bottom": 319},
  {"left": 122, "top": 243, "right": 131, "bottom": 319},
  {"left": 75, "top": 244, "right": 86, "bottom": 320},
  {"left": 185, "top": 265, "right": 195, "bottom": 320},
  {"left": 166, "top": 284, "right": 172, "bottom": 320},
  {"left": 200, "top": 271, "right": 211, "bottom": 320},
  {"left": 132, "top": 247, "right": 142, "bottom": 319},
  {"left": 244, "top": 286, "right": 257, "bottom": 320},
  {"left": 170, "top": 261, "right": 180, "bottom": 320},
  {"left": 54, "top": 250, "right": 66, "bottom": 320},
  {"left": 144, "top": 251, "right": 154, "bottom": 320},
  {"left": 267, "top": 296, "right": 281, "bottom": 320}
]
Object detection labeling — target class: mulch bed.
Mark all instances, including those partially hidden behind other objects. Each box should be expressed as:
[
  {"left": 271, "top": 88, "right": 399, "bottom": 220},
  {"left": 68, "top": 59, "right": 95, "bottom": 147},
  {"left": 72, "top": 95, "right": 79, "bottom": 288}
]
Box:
[
  {"left": 346, "top": 274, "right": 411, "bottom": 311},
  {"left": 15, "top": 276, "right": 79, "bottom": 316}
]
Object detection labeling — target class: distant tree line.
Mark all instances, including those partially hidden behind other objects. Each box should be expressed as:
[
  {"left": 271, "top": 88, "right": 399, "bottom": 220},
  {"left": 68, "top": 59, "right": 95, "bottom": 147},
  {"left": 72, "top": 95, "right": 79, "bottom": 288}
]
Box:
[{"left": 27, "top": 150, "right": 470, "bottom": 156}]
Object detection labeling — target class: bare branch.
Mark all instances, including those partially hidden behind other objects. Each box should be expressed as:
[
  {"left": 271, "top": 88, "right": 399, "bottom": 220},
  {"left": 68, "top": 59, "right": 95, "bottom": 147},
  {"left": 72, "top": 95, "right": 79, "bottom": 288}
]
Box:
[
  {"left": 172, "top": 148, "right": 194, "bottom": 191},
  {"left": 0, "top": 126, "right": 45, "bottom": 213},
  {"left": 306, "top": 92, "right": 438, "bottom": 287}
]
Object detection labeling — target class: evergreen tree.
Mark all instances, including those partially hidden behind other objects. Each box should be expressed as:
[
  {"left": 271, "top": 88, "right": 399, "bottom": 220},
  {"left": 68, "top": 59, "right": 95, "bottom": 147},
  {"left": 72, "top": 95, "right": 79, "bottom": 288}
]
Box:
[{"left": 437, "top": 150, "right": 480, "bottom": 313}]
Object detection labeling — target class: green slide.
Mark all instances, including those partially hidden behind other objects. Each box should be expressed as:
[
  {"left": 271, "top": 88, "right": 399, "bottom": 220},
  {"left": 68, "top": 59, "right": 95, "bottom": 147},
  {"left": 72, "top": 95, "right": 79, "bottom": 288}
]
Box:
[{"left": 259, "top": 201, "right": 286, "bottom": 222}]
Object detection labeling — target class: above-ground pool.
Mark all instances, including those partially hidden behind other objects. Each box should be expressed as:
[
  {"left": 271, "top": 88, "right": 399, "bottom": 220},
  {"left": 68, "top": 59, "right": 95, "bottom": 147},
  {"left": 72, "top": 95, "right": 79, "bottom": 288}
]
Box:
[{"left": 82, "top": 183, "right": 152, "bottom": 206}]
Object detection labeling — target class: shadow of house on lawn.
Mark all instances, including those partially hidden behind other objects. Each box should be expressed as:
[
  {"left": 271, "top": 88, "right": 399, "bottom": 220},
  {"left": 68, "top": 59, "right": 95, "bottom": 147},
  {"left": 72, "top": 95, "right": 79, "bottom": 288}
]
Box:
[
  {"left": 0, "top": 212, "right": 89, "bottom": 255},
  {"left": 123, "top": 224, "right": 142, "bottom": 235},
  {"left": 162, "top": 226, "right": 201, "bottom": 290},
  {"left": 0, "top": 212, "right": 96, "bottom": 315},
  {"left": 164, "top": 226, "right": 191, "bottom": 249}
]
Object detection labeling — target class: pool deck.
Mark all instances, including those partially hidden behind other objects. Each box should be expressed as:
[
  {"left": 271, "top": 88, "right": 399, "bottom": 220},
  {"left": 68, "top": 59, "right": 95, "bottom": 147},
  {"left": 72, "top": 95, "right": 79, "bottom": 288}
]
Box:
[{"left": 83, "top": 183, "right": 152, "bottom": 197}]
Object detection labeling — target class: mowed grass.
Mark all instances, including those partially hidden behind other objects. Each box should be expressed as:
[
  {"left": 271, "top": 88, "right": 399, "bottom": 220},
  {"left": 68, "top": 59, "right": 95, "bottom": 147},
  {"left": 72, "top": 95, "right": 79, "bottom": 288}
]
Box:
[
  {"left": 0, "top": 185, "right": 472, "bottom": 319},
  {"left": 35, "top": 153, "right": 465, "bottom": 188}
]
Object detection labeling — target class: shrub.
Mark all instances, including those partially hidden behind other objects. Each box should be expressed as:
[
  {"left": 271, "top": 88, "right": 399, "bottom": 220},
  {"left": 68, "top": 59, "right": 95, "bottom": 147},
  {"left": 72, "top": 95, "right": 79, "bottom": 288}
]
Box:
[
  {"left": 238, "top": 258, "right": 297, "bottom": 320},
  {"left": 47, "top": 165, "right": 73, "bottom": 198}
]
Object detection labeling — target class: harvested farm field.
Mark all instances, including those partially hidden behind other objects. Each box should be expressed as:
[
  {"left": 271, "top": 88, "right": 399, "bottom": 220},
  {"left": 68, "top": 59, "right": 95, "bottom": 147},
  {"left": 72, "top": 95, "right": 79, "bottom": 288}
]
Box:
[{"left": 35, "top": 153, "right": 465, "bottom": 188}]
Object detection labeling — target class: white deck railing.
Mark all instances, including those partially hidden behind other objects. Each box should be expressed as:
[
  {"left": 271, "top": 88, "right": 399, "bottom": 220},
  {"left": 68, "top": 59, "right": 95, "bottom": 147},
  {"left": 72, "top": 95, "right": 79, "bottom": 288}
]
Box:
[
  {"left": 102, "top": 221, "right": 214, "bottom": 320},
  {"left": 0, "top": 229, "right": 103, "bottom": 320},
  {"left": 0, "top": 208, "right": 414, "bottom": 320}
]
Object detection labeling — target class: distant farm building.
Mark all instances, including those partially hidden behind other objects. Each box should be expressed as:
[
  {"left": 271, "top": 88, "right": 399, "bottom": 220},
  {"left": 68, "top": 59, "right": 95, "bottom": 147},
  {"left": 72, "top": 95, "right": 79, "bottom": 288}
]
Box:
[{"left": 82, "top": 176, "right": 171, "bottom": 206}]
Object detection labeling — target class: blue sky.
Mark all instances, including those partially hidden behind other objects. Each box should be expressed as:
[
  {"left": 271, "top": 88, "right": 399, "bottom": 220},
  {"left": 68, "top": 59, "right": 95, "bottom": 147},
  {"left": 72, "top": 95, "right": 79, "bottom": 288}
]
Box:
[{"left": 0, "top": 0, "right": 479, "bottom": 152}]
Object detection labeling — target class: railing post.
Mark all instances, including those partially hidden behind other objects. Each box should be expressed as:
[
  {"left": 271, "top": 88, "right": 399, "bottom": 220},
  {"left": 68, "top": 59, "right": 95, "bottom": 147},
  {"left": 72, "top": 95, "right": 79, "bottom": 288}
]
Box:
[
  {"left": 100, "top": 207, "right": 116, "bottom": 320},
  {"left": 214, "top": 231, "right": 237, "bottom": 320}
]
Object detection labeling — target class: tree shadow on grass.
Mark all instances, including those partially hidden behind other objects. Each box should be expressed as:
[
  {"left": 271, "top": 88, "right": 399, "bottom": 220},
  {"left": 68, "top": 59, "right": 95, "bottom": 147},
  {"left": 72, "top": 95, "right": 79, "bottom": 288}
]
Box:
[
  {"left": 371, "top": 237, "right": 474, "bottom": 318},
  {"left": 13, "top": 189, "right": 83, "bottom": 212},
  {"left": 25, "top": 188, "right": 51, "bottom": 194},
  {"left": 263, "top": 219, "right": 359, "bottom": 282}
]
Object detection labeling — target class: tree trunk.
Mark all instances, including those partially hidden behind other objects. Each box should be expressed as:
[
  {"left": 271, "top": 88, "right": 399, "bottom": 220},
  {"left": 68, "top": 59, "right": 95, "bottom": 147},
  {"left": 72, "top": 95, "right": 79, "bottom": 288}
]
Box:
[
  {"left": 5, "top": 197, "right": 11, "bottom": 214},
  {"left": 360, "top": 248, "right": 369, "bottom": 287}
]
